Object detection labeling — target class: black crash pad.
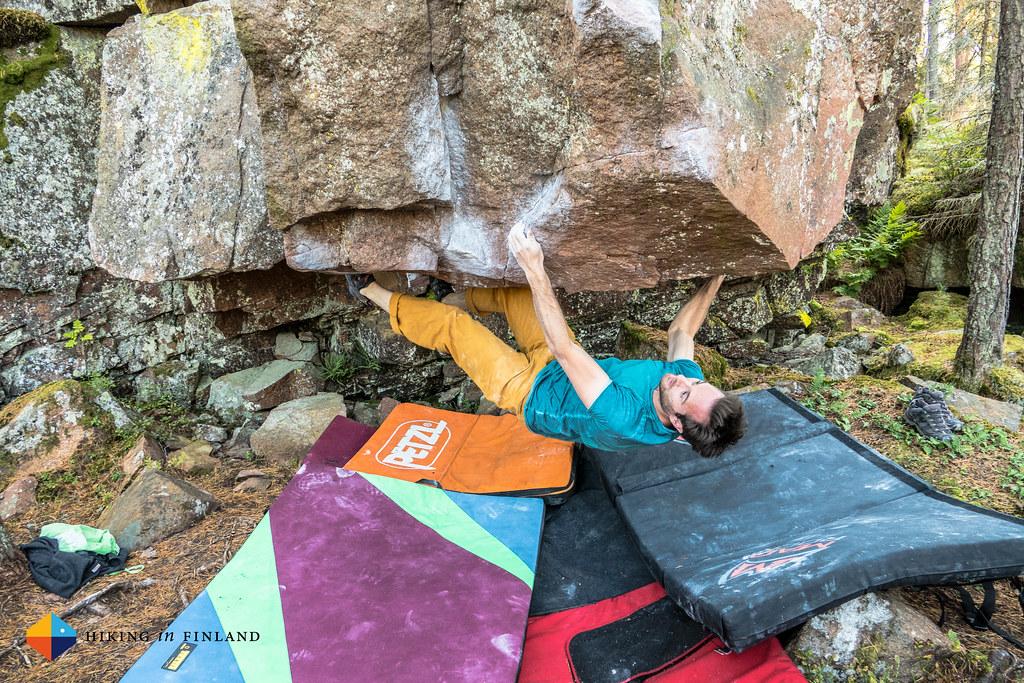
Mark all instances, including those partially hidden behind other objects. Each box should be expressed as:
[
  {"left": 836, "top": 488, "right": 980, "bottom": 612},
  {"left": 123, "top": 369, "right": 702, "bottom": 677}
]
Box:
[
  {"left": 527, "top": 452, "right": 713, "bottom": 680},
  {"left": 530, "top": 452, "right": 656, "bottom": 616},
  {"left": 586, "top": 389, "right": 1024, "bottom": 651}
]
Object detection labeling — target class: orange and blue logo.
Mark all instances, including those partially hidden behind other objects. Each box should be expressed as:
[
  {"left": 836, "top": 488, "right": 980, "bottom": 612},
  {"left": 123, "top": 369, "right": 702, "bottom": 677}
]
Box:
[{"left": 27, "top": 612, "right": 76, "bottom": 661}]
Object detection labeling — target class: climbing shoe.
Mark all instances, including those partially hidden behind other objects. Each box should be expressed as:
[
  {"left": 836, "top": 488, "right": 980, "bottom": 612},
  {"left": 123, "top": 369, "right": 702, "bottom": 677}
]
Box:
[
  {"left": 904, "top": 401, "right": 953, "bottom": 441},
  {"left": 345, "top": 273, "right": 375, "bottom": 306},
  {"left": 910, "top": 386, "right": 964, "bottom": 433}
]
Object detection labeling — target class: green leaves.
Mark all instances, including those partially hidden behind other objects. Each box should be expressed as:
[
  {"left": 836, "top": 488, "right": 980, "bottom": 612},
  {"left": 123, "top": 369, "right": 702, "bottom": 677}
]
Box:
[
  {"left": 1002, "top": 450, "right": 1024, "bottom": 500},
  {"left": 319, "top": 342, "right": 381, "bottom": 384},
  {"left": 62, "top": 319, "right": 94, "bottom": 349},
  {"left": 828, "top": 202, "right": 921, "bottom": 297}
]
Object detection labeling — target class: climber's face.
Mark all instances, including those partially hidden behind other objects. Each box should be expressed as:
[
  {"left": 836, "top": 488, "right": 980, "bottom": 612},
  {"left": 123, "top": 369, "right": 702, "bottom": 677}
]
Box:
[{"left": 658, "top": 374, "right": 723, "bottom": 431}]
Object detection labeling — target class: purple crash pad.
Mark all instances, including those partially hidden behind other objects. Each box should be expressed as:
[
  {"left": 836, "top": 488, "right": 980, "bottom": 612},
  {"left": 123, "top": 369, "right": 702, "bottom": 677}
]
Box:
[{"left": 120, "top": 415, "right": 543, "bottom": 683}]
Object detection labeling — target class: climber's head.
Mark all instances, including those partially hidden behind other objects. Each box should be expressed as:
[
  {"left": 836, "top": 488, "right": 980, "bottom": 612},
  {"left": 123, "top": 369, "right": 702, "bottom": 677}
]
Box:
[{"left": 657, "top": 374, "right": 746, "bottom": 458}]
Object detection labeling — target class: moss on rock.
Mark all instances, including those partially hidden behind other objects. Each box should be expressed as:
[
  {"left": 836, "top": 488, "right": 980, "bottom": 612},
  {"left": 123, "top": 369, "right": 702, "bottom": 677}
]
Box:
[
  {"left": 0, "top": 20, "right": 65, "bottom": 150},
  {"left": 617, "top": 320, "right": 729, "bottom": 386},
  {"left": 846, "top": 374, "right": 911, "bottom": 395},
  {"left": 807, "top": 299, "right": 841, "bottom": 335},
  {"left": 618, "top": 320, "right": 664, "bottom": 359},
  {"left": 899, "top": 290, "right": 968, "bottom": 331},
  {"left": 899, "top": 331, "right": 1024, "bottom": 386},
  {"left": 694, "top": 345, "right": 728, "bottom": 387},
  {"left": 985, "top": 365, "right": 1024, "bottom": 404},
  {"left": 0, "top": 8, "right": 48, "bottom": 49},
  {"left": 0, "top": 378, "right": 81, "bottom": 430}
]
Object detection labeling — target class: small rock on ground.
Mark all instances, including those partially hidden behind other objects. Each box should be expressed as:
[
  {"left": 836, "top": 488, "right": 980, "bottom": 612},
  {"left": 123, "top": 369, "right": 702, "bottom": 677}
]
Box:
[
  {"left": 0, "top": 476, "right": 37, "bottom": 521},
  {"left": 787, "top": 592, "right": 952, "bottom": 682},
  {"left": 979, "top": 648, "right": 1024, "bottom": 683},
  {"left": 97, "top": 468, "right": 220, "bottom": 552},
  {"left": 830, "top": 296, "right": 886, "bottom": 331},
  {"left": 121, "top": 434, "right": 164, "bottom": 477},
  {"left": 192, "top": 423, "right": 229, "bottom": 443},
  {"left": 250, "top": 393, "right": 346, "bottom": 463},
  {"left": 235, "top": 468, "right": 267, "bottom": 481},
  {"left": 787, "top": 347, "right": 862, "bottom": 380},
  {"left": 206, "top": 360, "right": 322, "bottom": 425},
  {"left": 233, "top": 477, "right": 271, "bottom": 493},
  {"left": 168, "top": 440, "right": 218, "bottom": 475},
  {"left": 378, "top": 396, "right": 400, "bottom": 421},
  {"left": 221, "top": 416, "right": 266, "bottom": 459},
  {"left": 0, "top": 522, "right": 15, "bottom": 564},
  {"left": 352, "top": 401, "right": 381, "bottom": 426}
]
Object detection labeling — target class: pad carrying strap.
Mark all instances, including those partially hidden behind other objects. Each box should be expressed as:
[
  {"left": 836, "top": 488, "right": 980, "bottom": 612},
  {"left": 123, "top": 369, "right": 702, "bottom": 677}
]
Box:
[{"left": 954, "top": 580, "right": 1024, "bottom": 652}]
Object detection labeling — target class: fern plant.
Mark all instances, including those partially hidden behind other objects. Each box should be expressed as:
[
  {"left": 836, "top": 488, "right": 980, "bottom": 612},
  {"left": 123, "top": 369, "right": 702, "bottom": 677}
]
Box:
[
  {"left": 827, "top": 202, "right": 921, "bottom": 298},
  {"left": 320, "top": 342, "right": 381, "bottom": 384},
  {"left": 62, "top": 319, "right": 94, "bottom": 349}
]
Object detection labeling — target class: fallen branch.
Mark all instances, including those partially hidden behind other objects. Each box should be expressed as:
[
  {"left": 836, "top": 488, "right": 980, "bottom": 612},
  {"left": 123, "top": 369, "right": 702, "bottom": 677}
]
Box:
[{"left": 0, "top": 578, "right": 156, "bottom": 665}]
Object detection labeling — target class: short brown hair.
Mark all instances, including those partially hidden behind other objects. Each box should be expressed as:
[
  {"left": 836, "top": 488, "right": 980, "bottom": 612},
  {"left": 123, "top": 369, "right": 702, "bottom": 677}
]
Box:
[{"left": 678, "top": 394, "right": 746, "bottom": 458}]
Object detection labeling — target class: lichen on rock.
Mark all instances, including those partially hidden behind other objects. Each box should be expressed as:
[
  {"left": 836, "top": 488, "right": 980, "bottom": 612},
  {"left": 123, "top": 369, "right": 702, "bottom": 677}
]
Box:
[
  {"left": 0, "top": 378, "right": 132, "bottom": 486},
  {"left": 0, "top": 17, "right": 66, "bottom": 150},
  {"left": 87, "top": 0, "right": 282, "bottom": 282},
  {"left": 1, "top": 24, "right": 103, "bottom": 294}
]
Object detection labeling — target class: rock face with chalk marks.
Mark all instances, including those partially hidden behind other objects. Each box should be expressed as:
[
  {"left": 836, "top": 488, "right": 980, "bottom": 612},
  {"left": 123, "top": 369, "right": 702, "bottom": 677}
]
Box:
[
  {"left": 268, "top": 0, "right": 918, "bottom": 290},
  {"left": 77, "top": 0, "right": 918, "bottom": 291}
]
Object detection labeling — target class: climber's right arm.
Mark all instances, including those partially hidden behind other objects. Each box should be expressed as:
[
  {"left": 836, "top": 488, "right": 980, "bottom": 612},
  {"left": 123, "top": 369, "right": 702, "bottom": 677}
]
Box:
[
  {"left": 667, "top": 275, "right": 725, "bottom": 361},
  {"left": 508, "top": 223, "right": 611, "bottom": 409}
]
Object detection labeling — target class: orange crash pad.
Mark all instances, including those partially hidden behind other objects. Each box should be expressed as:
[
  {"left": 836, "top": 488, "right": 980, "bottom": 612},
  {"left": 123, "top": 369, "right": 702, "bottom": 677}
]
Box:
[{"left": 345, "top": 403, "right": 575, "bottom": 499}]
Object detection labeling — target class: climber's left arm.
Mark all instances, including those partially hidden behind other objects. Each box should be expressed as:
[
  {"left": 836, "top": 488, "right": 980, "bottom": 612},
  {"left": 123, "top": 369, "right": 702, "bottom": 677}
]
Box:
[{"left": 667, "top": 275, "right": 725, "bottom": 361}]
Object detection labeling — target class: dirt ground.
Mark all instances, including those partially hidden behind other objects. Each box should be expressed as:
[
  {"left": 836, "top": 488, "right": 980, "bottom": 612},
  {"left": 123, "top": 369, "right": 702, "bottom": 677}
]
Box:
[{"left": 0, "top": 461, "right": 292, "bottom": 683}]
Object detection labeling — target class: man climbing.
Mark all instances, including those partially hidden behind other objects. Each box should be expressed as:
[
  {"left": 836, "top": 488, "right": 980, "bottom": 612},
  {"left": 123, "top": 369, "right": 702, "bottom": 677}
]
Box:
[{"left": 349, "top": 223, "right": 745, "bottom": 457}]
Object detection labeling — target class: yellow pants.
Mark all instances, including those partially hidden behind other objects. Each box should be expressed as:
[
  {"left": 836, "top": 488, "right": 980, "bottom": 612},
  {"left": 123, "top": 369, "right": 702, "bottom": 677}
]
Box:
[{"left": 387, "top": 287, "right": 575, "bottom": 415}]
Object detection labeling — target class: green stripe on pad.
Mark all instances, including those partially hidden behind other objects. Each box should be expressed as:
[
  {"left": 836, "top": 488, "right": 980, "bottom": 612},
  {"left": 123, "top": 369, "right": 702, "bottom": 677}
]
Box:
[
  {"left": 360, "top": 473, "right": 535, "bottom": 587},
  {"left": 207, "top": 515, "right": 292, "bottom": 683}
]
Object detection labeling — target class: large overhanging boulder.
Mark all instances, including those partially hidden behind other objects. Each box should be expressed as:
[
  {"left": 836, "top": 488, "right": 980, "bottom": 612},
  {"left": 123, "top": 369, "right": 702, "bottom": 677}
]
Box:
[
  {"left": 231, "top": 0, "right": 453, "bottom": 228},
  {"left": 271, "top": 0, "right": 919, "bottom": 290},
  {"left": 84, "top": 0, "right": 919, "bottom": 291}
]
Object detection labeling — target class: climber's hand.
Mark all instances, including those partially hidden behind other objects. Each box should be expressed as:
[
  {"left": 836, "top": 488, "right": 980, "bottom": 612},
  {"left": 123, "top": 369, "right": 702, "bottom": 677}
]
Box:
[{"left": 508, "top": 222, "right": 544, "bottom": 274}]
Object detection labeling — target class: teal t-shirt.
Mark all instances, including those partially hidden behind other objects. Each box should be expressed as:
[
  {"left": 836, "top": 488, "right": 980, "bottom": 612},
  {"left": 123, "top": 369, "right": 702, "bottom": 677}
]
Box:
[{"left": 523, "top": 357, "right": 705, "bottom": 451}]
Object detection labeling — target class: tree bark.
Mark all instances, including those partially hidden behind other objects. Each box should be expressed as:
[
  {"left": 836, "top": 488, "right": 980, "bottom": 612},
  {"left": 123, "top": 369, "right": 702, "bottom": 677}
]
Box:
[
  {"left": 926, "top": 0, "right": 943, "bottom": 100},
  {"left": 980, "top": 0, "right": 995, "bottom": 83},
  {"left": 955, "top": 0, "right": 1024, "bottom": 390},
  {"left": 953, "top": 0, "right": 970, "bottom": 97}
]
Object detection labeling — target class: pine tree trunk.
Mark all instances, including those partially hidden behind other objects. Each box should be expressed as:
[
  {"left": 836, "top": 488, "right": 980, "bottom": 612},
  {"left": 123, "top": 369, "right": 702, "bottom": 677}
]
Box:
[
  {"left": 926, "top": 0, "right": 942, "bottom": 100},
  {"left": 980, "top": 0, "right": 994, "bottom": 83},
  {"left": 953, "top": 0, "right": 969, "bottom": 97},
  {"left": 955, "top": 0, "right": 1024, "bottom": 390}
]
